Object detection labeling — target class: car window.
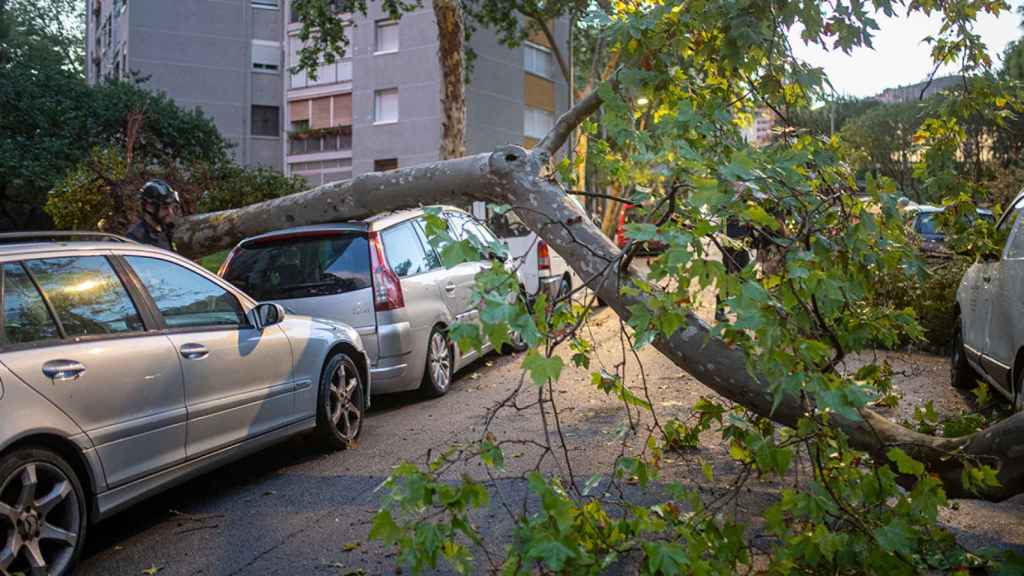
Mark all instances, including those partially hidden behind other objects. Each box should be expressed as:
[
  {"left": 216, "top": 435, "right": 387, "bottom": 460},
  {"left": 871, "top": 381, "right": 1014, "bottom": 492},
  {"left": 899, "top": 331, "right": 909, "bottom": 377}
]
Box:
[
  {"left": 381, "top": 221, "right": 432, "bottom": 278},
  {"left": 412, "top": 219, "right": 442, "bottom": 270},
  {"left": 2, "top": 263, "right": 60, "bottom": 345},
  {"left": 1005, "top": 209, "right": 1024, "bottom": 260},
  {"left": 23, "top": 257, "right": 144, "bottom": 337},
  {"left": 223, "top": 233, "right": 371, "bottom": 301},
  {"left": 126, "top": 256, "right": 246, "bottom": 328}
]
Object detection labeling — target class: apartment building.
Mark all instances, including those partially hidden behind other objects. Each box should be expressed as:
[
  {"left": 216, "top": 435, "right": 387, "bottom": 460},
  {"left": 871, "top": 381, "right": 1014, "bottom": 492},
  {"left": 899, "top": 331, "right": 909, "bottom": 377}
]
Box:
[
  {"left": 283, "top": 1, "right": 570, "bottom": 186},
  {"left": 85, "top": 1, "right": 569, "bottom": 183},
  {"left": 85, "top": 0, "right": 285, "bottom": 170}
]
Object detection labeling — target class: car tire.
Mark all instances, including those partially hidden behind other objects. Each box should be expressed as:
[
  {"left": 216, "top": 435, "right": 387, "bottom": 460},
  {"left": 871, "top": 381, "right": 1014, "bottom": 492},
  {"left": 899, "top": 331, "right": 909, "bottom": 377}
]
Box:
[
  {"left": 951, "top": 317, "right": 979, "bottom": 390},
  {"left": 501, "top": 328, "right": 528, "bottom": 354},
  {"left": 0, "top": 447, "right": 88, "bottom": 576},
  {"left": 315, "top": 352, "right": 364, "bottom": 450},
  {"left": 501, "top": 287, "right": 530, "bottom": 355},
  {"left": 420, "top": 326, "right": 453, "bottom": 398}
]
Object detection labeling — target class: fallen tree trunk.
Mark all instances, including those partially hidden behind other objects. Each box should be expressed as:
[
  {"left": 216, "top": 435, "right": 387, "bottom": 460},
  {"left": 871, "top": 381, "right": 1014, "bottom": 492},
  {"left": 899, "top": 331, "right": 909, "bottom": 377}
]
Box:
[{"left": 173, "top": 91, "right": 1024, "bottom": 503}]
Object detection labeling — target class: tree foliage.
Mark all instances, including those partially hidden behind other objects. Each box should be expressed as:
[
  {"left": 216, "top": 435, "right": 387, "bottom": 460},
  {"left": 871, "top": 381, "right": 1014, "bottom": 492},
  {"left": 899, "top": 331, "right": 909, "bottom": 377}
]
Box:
[{"left": 175, "top": 0, "right": 1024, "bottom": 573}]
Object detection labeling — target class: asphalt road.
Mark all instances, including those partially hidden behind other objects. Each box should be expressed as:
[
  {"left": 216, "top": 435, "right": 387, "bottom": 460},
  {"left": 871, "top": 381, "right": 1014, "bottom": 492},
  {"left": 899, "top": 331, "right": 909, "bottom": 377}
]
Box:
[{"left": 76, "top": 307, "right": 1024, "bottom": 575}]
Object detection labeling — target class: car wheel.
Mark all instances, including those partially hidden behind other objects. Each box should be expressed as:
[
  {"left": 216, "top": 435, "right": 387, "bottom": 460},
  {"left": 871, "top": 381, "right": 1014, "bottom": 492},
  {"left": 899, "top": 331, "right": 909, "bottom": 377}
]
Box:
[
  {"left": 557, "top": 275, "right": 572, "bottom": 302},
  {"left": 315, "top": 352, "right": 364, "bottom": 450},
  {"left": 501, "top": 327, "right": 528, "bottom": 354},
  {"left": 951, "top": 318, "right": 979, "bottom": 390},
  {"left": 421, "top": 326, "right": 453, "bottom": 398},
  {"left": 0, "top": 447, "right": 88, "bottom": 576}
]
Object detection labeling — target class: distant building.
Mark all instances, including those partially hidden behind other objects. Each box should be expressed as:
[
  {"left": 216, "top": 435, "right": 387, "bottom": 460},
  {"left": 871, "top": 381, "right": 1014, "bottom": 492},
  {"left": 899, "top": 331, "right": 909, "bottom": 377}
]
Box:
[
  {"left": 741, "top": 107, "right": 781, "bottom": 147},
  {"left": 85, "top": 0, "right": 570, "bottom": 185},
  {"left": 874, "top": 75, "right": 962, "bottom": 104},
  {"left": 281, "top": 1, "right": 569, "bottom": 185},
  {"left": 85, "top": 0, "right": 285, "bottom": 170}
]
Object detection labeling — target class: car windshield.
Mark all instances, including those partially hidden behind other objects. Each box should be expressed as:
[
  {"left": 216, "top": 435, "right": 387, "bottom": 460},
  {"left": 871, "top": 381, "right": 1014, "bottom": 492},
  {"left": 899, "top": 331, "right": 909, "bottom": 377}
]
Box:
[{"left": 223, "top": 233, "right": 371, "bottom": 301}]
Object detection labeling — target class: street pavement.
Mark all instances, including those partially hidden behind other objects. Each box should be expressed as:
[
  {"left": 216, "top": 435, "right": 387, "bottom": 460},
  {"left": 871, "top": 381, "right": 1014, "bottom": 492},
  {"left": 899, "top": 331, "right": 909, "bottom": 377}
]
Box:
[{"left": 76, "top": 306, "right": 1024, "bottom": 575}]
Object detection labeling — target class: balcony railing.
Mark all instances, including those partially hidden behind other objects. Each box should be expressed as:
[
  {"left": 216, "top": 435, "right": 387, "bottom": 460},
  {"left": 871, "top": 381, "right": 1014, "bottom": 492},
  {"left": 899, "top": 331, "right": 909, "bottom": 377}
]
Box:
[{"left": 287, "top": 128, "right": 352, "bottom": 156}]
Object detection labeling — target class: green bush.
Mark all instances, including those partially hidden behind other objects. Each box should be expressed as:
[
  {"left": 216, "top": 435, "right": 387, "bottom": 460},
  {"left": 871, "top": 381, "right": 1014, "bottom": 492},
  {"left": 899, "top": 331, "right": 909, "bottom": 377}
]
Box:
[
  {"left": 197, "top": 165, "right": 307, "bottom": 213},
  {"left": 874, "top": 256, "right": 971, "bottom": 352}
]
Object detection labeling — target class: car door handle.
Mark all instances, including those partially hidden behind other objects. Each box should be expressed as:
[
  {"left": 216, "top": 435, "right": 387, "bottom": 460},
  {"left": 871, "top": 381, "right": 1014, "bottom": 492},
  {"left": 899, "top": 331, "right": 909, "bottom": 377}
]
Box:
[
  {"left": 179, "top": 343, "right": 209, "bottom": 360},
  {"left": 41, "top": 359, "right": 86, "bottom": 381},
  {"left": 444, "top": 282, "right": 457, "bottom": 294}
]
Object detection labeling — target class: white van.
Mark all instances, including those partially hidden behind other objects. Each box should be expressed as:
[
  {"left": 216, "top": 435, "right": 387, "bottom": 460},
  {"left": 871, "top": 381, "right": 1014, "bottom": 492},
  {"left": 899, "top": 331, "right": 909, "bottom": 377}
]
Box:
[{"left": 471, "top": 201, "right": 582, "bottom": 304}]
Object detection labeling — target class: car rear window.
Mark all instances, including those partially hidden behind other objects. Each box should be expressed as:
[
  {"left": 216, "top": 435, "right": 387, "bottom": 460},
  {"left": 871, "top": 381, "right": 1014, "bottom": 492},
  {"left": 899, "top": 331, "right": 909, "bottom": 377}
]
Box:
[{"left": 223, "top": 233, "right": 371, "bottom": 301}]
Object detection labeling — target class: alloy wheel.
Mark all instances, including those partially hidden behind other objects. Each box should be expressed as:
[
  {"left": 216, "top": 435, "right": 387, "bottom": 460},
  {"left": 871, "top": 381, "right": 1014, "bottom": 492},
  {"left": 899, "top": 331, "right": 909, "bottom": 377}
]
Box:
[
  {"left": 328, "top": 361, "right": 362, "bottom": 443},
  {"left": 430, "top": 332, "right": 451, "bottom": 392},
  {"left": 0, "top": 461, "right": 81, "bottom": 576}
]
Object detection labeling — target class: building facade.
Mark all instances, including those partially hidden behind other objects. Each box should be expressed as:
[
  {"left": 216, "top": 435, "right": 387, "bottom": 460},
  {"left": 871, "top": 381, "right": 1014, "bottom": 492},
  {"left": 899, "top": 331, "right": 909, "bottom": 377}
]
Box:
[
  {"left": 85, "top": 1, "right": 570, "bottom": 185},
  {"left": 282, "top": 1, "right": 570, "bottom": 185},
  {"left": 86, "top": 0, "right": 286, "bottom": 170}
]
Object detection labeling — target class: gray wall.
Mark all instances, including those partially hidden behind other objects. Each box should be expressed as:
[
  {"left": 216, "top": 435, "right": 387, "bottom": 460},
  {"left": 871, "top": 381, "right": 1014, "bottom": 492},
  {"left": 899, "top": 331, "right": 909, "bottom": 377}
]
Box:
[
  {"left": 465, "top": 16, "right": 570, "bottom": 156},
  {"left": 350, "top": 5, "right": 442, "bottom": 176},
  {"left": 123, "top": 0, "right": 283, "bottom": 169}
]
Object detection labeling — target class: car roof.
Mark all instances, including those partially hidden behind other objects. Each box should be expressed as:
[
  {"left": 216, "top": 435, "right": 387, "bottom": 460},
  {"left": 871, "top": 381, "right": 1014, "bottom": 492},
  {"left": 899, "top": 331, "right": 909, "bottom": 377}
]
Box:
[
  {"left": 0, "top": 233, "right": 174, "bottom": 259},
  {"left": 904, "top": 204, "right": 993, "bottom": 216}
]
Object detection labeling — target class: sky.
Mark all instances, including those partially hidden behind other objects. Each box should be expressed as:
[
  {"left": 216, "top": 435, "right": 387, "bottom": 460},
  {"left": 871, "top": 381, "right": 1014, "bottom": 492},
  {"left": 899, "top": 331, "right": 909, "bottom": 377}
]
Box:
[{"left": 788, "top": 1, "right": 1022, "bottom": 98}]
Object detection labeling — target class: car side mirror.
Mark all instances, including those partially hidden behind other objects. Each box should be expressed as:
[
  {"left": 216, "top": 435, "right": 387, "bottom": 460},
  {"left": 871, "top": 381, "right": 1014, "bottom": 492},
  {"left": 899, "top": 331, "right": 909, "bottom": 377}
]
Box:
[{"left": 252, "top": 302, "right": 285, "bottom": 330}]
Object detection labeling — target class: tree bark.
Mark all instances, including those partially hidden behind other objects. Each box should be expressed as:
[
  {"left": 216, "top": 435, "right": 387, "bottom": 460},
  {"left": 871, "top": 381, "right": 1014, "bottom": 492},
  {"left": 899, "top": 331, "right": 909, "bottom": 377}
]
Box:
[
  {"left": 172, "top": 87, "right": 1024, "bottom": 503},
  {"left": 433, "top": 0, "right": 465, "bottom": 160}
]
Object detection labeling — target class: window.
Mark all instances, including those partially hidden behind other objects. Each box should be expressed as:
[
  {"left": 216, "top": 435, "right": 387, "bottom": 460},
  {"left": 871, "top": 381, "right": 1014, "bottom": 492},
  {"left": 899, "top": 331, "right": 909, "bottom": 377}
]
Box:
[
  {"left": 375, "top": 20, "right": 399, "bottom": 53},
  {"left": 126, "top": 257, "right": 246, "bottom": 328},
  {"left": 1004, "top": 207, "right": 1024, "bottom": 259},
  {"left": 524, "top": 106, "right": 554, "bottom": 139},
  {"left": 524, "top": 42, "right": 552, "bottom": 79},
  {"left": 222, "top": 234, "right": 371, "bottom": 301},
  {"left": 115, "top": 0, "right": 127, "bottom": 15},
  {"left": 374, "top": 158, "right": 398, "bottom": 172},
  {"left": 412, "top": 219, "right": 442, "bottom": 270},
  {"left": 252, "top": 40, "right": 281, "bottom": 72},
  {"left": 381, "top": 222, "right": 431, "bottom": 277},
  {"left": 252, "top": 105, "right": 280, "bottom": 136},
  {"left": 24, "top": 257, "right": 143, "bottom": 338},
  {"left": 2, "top": 263, "right": 60, "bottom": 345},
  {"left": 252, "top": 0, "right": 278, "bottom": 7},
  {"left": 374, "top": 89, "right": 398, "bottom": 124}
]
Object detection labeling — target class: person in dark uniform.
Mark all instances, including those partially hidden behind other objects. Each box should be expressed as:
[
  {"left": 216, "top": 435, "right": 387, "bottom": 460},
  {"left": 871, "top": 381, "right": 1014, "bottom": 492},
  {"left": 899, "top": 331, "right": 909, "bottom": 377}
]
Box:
[{"left": 125, "top": 180, "right": 180, "bottom": 251}]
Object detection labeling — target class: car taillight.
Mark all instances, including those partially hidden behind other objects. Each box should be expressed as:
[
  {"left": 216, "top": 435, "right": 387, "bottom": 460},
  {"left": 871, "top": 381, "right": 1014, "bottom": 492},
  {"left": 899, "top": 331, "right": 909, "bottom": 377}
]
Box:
[
  {"left": 369, "top": 231, "right": 404, "bottom": 311},
  {"left": 537, "top": 240, "right": 551, "bottom": 271}
]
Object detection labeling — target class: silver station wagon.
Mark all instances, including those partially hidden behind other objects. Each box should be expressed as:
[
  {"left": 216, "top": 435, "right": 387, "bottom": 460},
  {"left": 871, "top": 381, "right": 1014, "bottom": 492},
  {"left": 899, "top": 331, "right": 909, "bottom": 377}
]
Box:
[
  {"left": 220, "top": 206, "right": 525, "bottom": 399},
  {"left": 0, "top": 233, "right": 369, "bottom": 575}
]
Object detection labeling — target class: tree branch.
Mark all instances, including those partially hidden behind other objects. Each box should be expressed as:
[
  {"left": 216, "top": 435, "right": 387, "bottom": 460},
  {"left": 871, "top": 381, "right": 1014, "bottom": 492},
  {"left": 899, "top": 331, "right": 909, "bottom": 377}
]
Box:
[{"left": 536, "top": 82, "right": 609, "bottom": 158}]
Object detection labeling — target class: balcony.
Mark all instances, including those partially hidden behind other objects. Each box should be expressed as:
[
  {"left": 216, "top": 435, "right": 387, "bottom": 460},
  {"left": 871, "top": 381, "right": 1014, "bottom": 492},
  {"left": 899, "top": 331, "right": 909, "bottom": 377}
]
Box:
[{"left": 287, "top": 125, "right": 352, "bottom": 156}]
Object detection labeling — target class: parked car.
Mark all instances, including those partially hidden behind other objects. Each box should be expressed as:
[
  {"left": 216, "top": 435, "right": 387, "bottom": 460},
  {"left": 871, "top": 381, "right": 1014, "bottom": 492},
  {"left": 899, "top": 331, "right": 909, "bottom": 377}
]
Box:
[
  {"left": 953, "top": 191, "right": 1024, "bottom": 408},
  {"left": 905, "top": 203, "right": 995, "bottom": 257},
  {"left": 471, "top": 201, "right": 581, "bottom": 304},
  {"left": 0, "top": 232, "right": 368, "bottom": 575},
  {"left": 220, "top": 206, "right": 524, "bottom": 401}
]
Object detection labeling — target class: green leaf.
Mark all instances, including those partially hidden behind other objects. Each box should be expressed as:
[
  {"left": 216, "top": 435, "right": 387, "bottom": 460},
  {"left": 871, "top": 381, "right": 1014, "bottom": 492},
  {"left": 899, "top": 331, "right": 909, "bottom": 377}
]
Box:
[
  {"left": 522, "top": 350, "right": 563, "bottom": 386},
  {"left": 875, "top": 517, "right": 915, "bottom": 552},
  {"left": 526, "top": 540, "right": 576, "bottom": 571},
  {"left": 886, "top": 447, "right": 925, "bottom": 477},
  {"left": 644, "top": 541, "right": 688, "bottom": 573},
  {"left": 625, "top": 222, "right": 658, "bottom": 241},
  {"left": 368, "top": 510, "right": 402, "bottom": 544}
]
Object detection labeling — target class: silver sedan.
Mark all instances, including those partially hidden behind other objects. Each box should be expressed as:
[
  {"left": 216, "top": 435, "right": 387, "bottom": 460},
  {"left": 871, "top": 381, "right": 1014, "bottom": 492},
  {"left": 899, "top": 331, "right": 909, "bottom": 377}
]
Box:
[{"left": 0, "top": 233, "right": 370, "bottom": 575}]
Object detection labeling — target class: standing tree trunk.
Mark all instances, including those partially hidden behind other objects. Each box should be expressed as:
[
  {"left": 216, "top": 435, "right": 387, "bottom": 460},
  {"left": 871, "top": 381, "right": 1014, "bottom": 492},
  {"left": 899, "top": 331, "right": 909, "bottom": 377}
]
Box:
[{"left": 433, "top": 0, "right": 465, "bottom": 160}]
